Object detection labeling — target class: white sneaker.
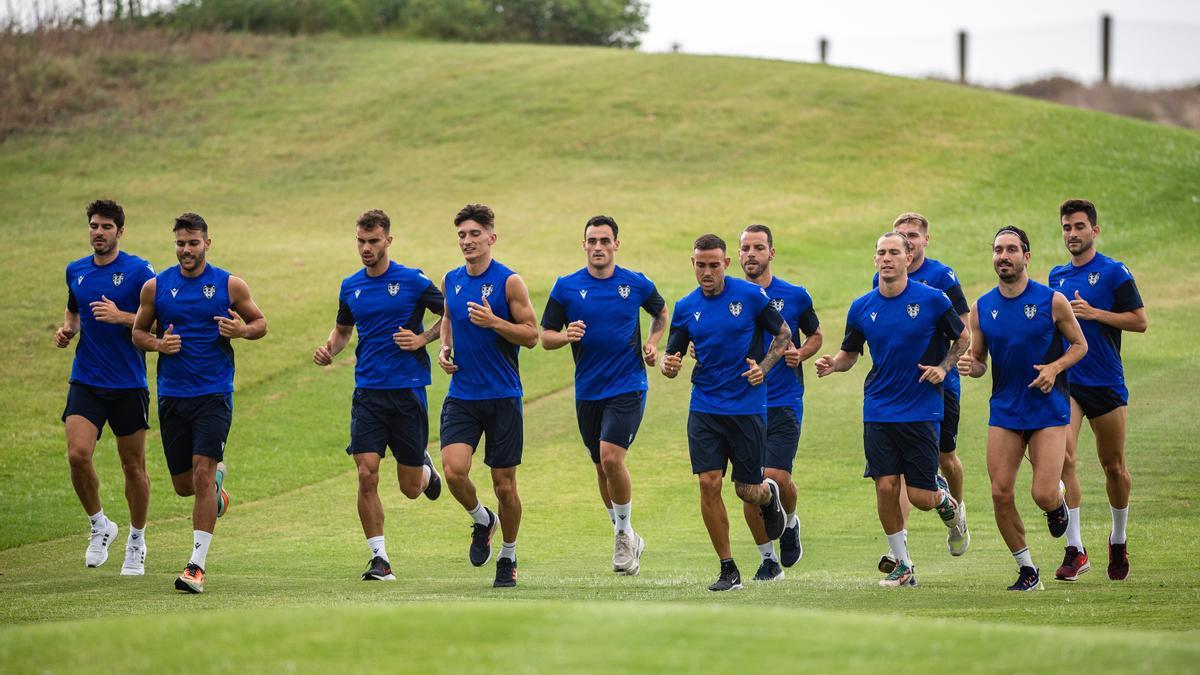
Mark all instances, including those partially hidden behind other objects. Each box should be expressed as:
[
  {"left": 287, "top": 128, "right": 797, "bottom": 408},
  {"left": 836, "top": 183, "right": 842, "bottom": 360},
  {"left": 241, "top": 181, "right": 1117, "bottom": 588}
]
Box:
[
  {"left": 121, "top": 541, "right": 146, "bottom": 576},
  {"left": 85, "top": 520, "right": 119, "bottom": 568},
  {"left": 612, "top": 530, "right": 645, "bottom": 576},
  {"left": 948, "top": 502, "right": 970, "bottom": 557}
]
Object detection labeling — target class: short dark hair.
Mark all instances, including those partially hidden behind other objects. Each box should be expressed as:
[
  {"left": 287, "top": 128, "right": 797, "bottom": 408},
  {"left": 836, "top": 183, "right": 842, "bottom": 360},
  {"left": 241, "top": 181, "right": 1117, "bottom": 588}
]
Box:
[
  {"left": 742, "top": 224, "right": 773, "bottom": 248},
  {"left": 879, "top": 231, "right": 912, "bottom": 253},
  {"left": 87, "top": 199, "right": 124, "bottom": 228},
  {"left": 357, "top": 209, "right": 390, "bottom": 233},
  {"left": 1060, "top": 199, "right": 1097, "bottom": 226},
  {"left": 995, "top": 226, "right": 1031, "bottom": 253},
  {"left": 584, "top": 215, "right": 618, "bottom": 238},
  {"left": 455, "top": 203, "right": 495, "bottom": 230},
  {"left": 173, "top": 212, "right": 208, "bottom": 234},
  {"left": 693, "top": 234, "right": 726, "bottom": 253}
]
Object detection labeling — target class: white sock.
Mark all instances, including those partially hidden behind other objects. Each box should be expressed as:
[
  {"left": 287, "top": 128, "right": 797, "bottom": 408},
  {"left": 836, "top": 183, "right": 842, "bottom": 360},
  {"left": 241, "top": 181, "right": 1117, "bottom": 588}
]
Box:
[
  {"left": 1012, "top": 547, "right": 1034, "bottom": 570},
  {"left": 1066, "top": 507, "right": 1083, "bottom": 550},
  {"left": 787, "top": 512, "right": 799, "bottom": 529},
  {"left": 499, "top": 541, "right": 517, "bottom": 561},
  {"left": 88, "top": 509, "right": 108, "bottom": 533},
  {"left": 421, "top": 464, "right": 431, "bottom": 489},
  {"left": 605, "top": 507, "right": 615, "bottom": 525},
  {"left": 367, "top": 535, "right": 388, "bottom": 562},
  {"left": 1110, "top": 506, "right": 1129, "bottom": 544},
  {"left": 757, "top": 542, "right": 776, "bottom": 561},
  {"left": 190, "top": 530, "right": 212, "bottom": 569},
  {"left": 613, "top": 501, "right": 632, "bottom": 533},
  {"left": 886, "top": 530, "right": 911, "bottom": 566},
  {"left": 128, "top": 526, "right": 145, "bottom": 547},
  {"left": 468, "top": 502, "right": 491, "bottom": 526}
]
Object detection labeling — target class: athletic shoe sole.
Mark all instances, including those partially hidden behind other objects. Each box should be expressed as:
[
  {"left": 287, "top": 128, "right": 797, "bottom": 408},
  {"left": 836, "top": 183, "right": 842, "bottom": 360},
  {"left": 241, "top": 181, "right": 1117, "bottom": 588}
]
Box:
[
  {"left": 616, "top": 535, "right": 645, "bottom": 576},
  {"left": 174, "top": 576, "right": 203, "bottom": 594},
  {"left": 1055, "top": 561, "right": 1091, "bottom": 581},
  {"left": 85, "top": 521, "right": 119, "bottom": 568},
  {"left": 120, "top": 545, "right": 146, "bottom": 576}
]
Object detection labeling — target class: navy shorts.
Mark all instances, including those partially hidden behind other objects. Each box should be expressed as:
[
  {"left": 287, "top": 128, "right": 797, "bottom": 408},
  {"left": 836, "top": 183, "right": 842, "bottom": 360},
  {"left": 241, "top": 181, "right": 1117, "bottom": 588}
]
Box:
[
  {"left": 440, "top": 396, "right": 523, "bottom": 468},
  {"left": 863, "top": 421, "right": 939, "bottom": 491},
  {"left": 1069, "top": 382, "right": 1128, "bottom": 420},
  {"left": 687, "top": 411, "right": 766, "bottom": 485},
  {"left": 764, "top": 405, "right": 802, "bottom": 473},
  {"left": 62, "top": 382, "right": 149, "bottom": 439},
  {"left": 159, "top": 393, "right": 233, "bottom": 476},
  {"left": 347, "top": 387, "right": 429, "bottom": 467},
  {"left": 940, "top": 390, "right": 959, "bottom": 454},
  {"left": 575, "top": 391, "right": 646, "bottom": 463}
]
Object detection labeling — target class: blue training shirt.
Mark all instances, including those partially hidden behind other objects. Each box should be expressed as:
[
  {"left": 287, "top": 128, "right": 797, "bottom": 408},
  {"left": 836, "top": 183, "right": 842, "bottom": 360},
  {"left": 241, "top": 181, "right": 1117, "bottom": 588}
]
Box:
[
  {"left": 977, "top": 280, "right": 1070, "bottom": 430},
  {"left": 842, "top": 280, "right": 964, "bottom": 423},
  {"left": 337, "top": 262, "right": 444, "bottom": 391},
  {"left": 154, "top": 264, "right": 235, "bottom": 398},
  {"left": 1048, "top": 252, "right": 1143, "bottom": 390},
  {"left": 873, "top": 257, "right": 969, "bottom": 397},
  {"left": 541, "top": 266, "right": 666, "bottom": 401},
  {"left": 65, "top": 251, "right": 155, "bottom": 389},
  {"left": 445, "top": 259, "right": 523, "bottom": 400},
  {"left": 762, "top": 276, "right": 820, "bottom": 411},
  {"left": 665, "top": 277, "right": 785, "bottom": 416}
]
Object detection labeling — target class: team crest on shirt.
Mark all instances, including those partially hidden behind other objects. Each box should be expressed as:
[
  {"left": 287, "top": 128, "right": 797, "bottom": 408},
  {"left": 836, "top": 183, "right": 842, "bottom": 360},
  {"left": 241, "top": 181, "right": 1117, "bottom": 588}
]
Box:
[
  {"left": 770, "top": 298, "right": 785, "bottom": 312},
  {"left": 111, "top": 272, "right": 124, "bottom": 286},
  {"left": 1024, "top": 304, "right": 1038, "bottom": 319},
  {"left": 1088, "top": 272, "right": 1100, "bottom": 286},
  {"left": 481, "top": 283, "right": 494, "bottom": 299},
  {"left": 728, "top": 302, "right": 743, "bottom": 317},
  {"left": 203, "top": 284, "right": 216, "bottom": 300},
  {"left": 387, "top": 282, "right": 400, "bottom": 296},
  {"left": 991, "top": 309, "right": 999, "bottom": 320},
  {"left": 906, "top": 303, "right": 920, "bottom": 318},
  {"left": 618, "top": 284, "right": 631, "bottom": 299}
]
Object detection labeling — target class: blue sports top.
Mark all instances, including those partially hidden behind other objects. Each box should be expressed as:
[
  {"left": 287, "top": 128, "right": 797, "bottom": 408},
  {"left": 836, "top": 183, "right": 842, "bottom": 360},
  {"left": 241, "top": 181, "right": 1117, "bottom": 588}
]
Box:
[
  {"left": 65, "top": 251, "right": 155, "bottom": 389},
  {"left": 445, "top": 259, "right": 523, "bottom": 400},
  {"left": 541, "top": 266, "right": 666, "bottom": 401},
  {"left": 841, "top": 280, "right": 964, "bottom": 423},
  {"left": 761, "top": 276, "right": 820, "bottom": 411},
  {"left": 874, "top": 257, "right": 969, "bottom": 397},
  {"left": 1048, "top": 252, "right": 1143, "bottom": 389},
  {"left": 154, "top": 264, "right": 235, "bottom": 398},
  {"left": 665, "top": 277, "right": 785, "bottom": 416},
  {"left": 337, "top": 262, "right": 444, "bottom": 390},
  {"left": 977, "top": 281, "right": 1070, "bottom": 430}
]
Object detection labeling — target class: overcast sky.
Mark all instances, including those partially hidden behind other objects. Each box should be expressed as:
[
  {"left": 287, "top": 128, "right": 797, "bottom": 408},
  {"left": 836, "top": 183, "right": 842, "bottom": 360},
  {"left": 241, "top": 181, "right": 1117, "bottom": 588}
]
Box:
[
  {"left": 642, "top": 0, "right": 1200, "bottom": 87},
  {"left": 5, "top": 0, "right": 1198, "bottom": 86}
]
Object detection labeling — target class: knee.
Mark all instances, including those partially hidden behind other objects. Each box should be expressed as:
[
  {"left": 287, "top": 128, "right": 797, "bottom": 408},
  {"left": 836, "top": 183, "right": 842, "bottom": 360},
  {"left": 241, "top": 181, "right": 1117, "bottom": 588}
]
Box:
[
  {"left": 1100, "top": 457, "right": 1128, "bottom": 479},
  {"left": 698, "top": 474, "right": 723, "bottom": 497},
  {"left": 875, "top": 477, "right": 901, "bottom": 499},
  {"left": 120, "top": 459, "right": 148, "bottom": 481},
  {"left": 939, "top": 454, "right": 961, "bottom": 475},
  {"left": 172, "top": 477, "right": 193, "bottom": 497},
  {"left": 991, "top": 484, "right": 1015, "bottom": 507},
  {"left": 600, "top": 455, "right": 623, "bottom": 478},
  {"left": 67, "top": 445, "right": 92, "bottom": 469},
  {"left": 493, "top": 480, "right": 518, "bottom": 505},
  {"left": 356, "top": 465, "right": 380, "bottom": 492},
  {"left": 398, "top": 480, "right": 422, "bottom": 500},
  {"left": 443, "top": 460, "right": 469, "bottom": 485},
  {"left": 1032, "top": 488, "right": 1060, "bottom": 512}
]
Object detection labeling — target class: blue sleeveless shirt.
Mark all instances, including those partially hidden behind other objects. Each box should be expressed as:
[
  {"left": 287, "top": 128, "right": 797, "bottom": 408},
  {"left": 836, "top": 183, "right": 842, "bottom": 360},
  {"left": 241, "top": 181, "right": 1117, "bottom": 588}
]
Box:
[{"left": 154, "top": 264, "right": 235, "bottom": 398}]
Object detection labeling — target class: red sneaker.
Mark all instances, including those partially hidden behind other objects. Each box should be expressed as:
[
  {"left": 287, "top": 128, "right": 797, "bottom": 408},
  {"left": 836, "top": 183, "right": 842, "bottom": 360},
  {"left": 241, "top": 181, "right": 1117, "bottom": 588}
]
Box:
[
  {"left": 1054, "top": 546, "right": 1090, "bottom": 581},
  {"left": 1108, "top": 537, "right": 1130, "bottom": 581}
]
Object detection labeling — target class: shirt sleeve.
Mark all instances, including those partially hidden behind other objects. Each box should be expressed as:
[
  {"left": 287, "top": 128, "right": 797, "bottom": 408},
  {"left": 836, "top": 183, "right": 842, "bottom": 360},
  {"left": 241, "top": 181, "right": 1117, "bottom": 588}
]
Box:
[
  {"left": 540, "top": 279, "right": 567, "bottom": 330},
  {"left": 67, "top": 288, "right": 79, "bottom": 313},
  {"left": 840, "top": 307, "right": 866, "bottom": 353},
  {"left": 937, "top": 307, "right": 966, "bottom": 341},
  {"left": 754, "top": 303, "right": 785, "bottom": 335},
  {"left": 664, "top": 304, "right": 691, "bottom": 356},
  {"left": 1111, "top": 265, "right": 1144, "bottom": 313},
  {"left": 336, "top": 301, "right": 354, "bottom": 326},
  {"left": 641, "top": 279, "right": 666, "bottom": 316},
  {"left": 418, "top": 280, "right": 445, "bottom": 314},
  {"left": 795, "top": 289, "right": 820, "bottom": 338},
  {"left": 944, "top": 283, "right": 970, "bottom": 316}
]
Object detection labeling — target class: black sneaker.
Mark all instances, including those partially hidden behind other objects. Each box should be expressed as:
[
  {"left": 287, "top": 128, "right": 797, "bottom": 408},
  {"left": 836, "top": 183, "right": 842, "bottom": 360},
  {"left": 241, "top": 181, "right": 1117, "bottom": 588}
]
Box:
[
  {"left": 361, "top": 555, "right": 396, "bottom": 581},
  {"left": 759, "top": 479, "right": 786, "bottom": 541},
  {"left": 1007, "top": 565, "right": 1043, "bottom": 591},
  {"left": 780, "top": 522, "right": 803, "bottom": 567},
  {"left": 1044, "top": 498, "right": 1069, "bottom": 538},
  {"left": 707, "top": 560, "right": 742, "bottom": 592},
  {"left": 469, "top": 508, "right": 498, "bottom": 567},
  {"left": 493, "top": 557, "right": 517, "bottom": 588},
  {"left": 422, "top": 452, "right": 442, "bottom": 501},
  {"left": 753, "top": 557, "right": 784, "bottom": 581}
]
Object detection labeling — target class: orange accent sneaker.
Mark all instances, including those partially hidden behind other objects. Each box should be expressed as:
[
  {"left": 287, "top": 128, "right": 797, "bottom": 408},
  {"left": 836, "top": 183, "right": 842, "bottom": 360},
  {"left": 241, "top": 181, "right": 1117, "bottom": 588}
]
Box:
[
  {"left": 1055, "top": 546, "right": 1090, "bottom": 581},
  {"left": 175, "top": 562, "right": 205, "bottom": 593}
]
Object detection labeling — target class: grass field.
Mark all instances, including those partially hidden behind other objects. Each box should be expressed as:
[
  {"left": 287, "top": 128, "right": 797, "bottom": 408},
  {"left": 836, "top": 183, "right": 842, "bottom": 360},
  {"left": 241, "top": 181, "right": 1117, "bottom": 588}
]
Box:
[{"left": 1, "top": 36, "right": 1198, "bottom": 673}]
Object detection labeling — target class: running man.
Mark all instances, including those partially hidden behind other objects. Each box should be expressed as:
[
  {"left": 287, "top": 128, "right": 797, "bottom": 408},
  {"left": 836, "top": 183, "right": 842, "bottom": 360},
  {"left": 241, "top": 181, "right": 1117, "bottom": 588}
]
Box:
[
  {"left": 815, "top": 232, "right": 967, "bottom": 588},
  {"left": 312, "top": 209, "right": 445, "bottom": 582},
  {"left": 959, "top": 226, "right": 1086, "bottom": 590},
  {"left": 132, "top": 213, "right": 267, "bottom": 593},
  {"left": 540, "top": 215, "right": 668, "bottom": 576},
  {"left": 737, "top": 224, "right": 822, "bottom": 581},
  {"left": 661, "top": 234, "right": 789, "bottom": 592},
  {"left": 1049, "top": 199, "right": 1147, "bottom": 581},
  {"left": 56, "top": 199, "right": 155, "bottom": 574},
  {"left": 437, "top": 204, "right": 538, "bottom": 588},
  {"left": 873, "top": 213, "right": 972, "bottom": 567}
]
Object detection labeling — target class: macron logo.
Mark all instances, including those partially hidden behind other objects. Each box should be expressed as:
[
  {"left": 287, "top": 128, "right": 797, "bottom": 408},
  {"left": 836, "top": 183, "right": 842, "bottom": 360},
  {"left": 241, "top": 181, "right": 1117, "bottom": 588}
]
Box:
[
  {"left": 580, "top": 290, "right": 588, "bottom": 299},
  {"left": 991, "top": 310, "right": 998, "bottom": 320},
  {"left": 454, "top": 285, "right": 462, "bottom": 295},
  {"left": 869, "top": 312, "right": 877, "bottom": 322},
  {"left": 170, "top": 288, "right": 179, "bottom": 298},
  {"left": 693, "top": 311, "right": 701, "bottom": 321},
  {"left": 354, "top": 289, "right": 361, "bottom": 299}
]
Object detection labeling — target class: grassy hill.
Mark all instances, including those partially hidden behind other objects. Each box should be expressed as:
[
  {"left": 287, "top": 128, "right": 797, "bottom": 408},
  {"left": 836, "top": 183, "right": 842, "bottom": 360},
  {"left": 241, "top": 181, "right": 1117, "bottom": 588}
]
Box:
[{"left": 1, "top": 36, "right": 1198, "bottom": 672}]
